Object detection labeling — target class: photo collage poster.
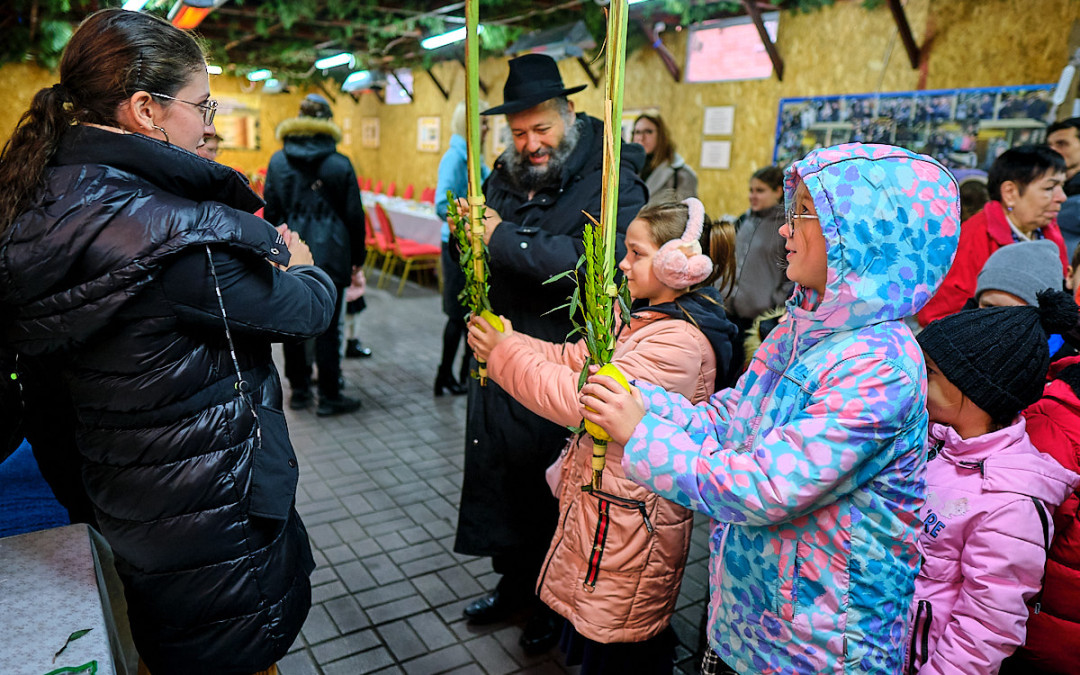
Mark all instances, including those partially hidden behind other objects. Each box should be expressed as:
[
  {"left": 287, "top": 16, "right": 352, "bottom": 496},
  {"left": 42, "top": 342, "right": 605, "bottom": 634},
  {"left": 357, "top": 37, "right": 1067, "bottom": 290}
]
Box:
[{"left": 773, "top": 84, "right": 1054, "bottom": 171}]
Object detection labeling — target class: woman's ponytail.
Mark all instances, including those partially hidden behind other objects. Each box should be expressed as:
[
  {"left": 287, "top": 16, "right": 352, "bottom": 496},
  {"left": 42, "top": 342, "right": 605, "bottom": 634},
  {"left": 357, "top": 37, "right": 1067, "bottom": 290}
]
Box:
[{"left": 0, "top": 85, "right": 72, "bottom": 235}]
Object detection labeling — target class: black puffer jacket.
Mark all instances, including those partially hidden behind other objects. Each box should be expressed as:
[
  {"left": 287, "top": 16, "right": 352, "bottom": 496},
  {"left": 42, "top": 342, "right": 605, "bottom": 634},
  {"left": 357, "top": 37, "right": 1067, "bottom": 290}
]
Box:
[
  {"left": 0, "top": 126, "right": 336, "bottom": 675},
  {"left": 454, "top": 113, "right": 647, "bottom": 557},
  {"left": 263, "top": 117, "right": 366, "bottom": 287}
]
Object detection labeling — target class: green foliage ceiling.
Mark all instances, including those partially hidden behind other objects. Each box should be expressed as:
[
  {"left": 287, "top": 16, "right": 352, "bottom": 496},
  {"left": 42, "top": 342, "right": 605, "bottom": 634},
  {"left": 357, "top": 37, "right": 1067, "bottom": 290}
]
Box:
[{"left": 2, "top": 0, "right": 883, "bottom": 77}]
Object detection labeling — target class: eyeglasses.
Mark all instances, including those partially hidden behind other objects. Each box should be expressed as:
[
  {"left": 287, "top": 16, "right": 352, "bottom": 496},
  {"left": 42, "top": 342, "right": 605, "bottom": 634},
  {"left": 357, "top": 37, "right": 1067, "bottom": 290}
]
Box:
[
  {"left": 150, "top": 92, "right": 218, "bottom": 126},
  {"left": 785, "top": 204, "right": 818, "bottom": 237}
]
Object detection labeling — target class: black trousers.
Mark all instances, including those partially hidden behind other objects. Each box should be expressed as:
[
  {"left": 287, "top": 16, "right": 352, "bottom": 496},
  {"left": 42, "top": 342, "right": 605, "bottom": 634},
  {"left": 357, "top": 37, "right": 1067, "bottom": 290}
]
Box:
[{"left": 284, "top": 285, "right": 344, "bottom": 399}]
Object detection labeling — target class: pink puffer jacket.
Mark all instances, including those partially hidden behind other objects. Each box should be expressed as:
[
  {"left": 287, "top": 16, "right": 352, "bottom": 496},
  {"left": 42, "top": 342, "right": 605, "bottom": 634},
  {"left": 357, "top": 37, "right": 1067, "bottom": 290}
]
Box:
[
  {"left": 907, "top": 420, "right": 1080, "bottom": 675},
  {"left": 487, "top": 309, "right": 716, "bottom": 643}
]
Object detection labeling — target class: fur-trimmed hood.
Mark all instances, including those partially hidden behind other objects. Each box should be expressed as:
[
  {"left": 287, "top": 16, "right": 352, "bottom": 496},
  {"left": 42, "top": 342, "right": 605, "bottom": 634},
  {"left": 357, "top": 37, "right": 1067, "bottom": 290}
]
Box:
[
  {"left": 275, "top": 117, "right": 343, "bottom": 167},
  {"left": 275, "top": 116, "right": 342, "bottom": 142}
]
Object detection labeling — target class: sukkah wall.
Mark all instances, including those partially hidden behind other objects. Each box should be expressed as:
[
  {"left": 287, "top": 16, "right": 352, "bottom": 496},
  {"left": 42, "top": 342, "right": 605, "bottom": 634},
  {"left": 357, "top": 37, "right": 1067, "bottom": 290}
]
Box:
[{"left": 2, "top": 0, "right": 1078, "bottom": 216}]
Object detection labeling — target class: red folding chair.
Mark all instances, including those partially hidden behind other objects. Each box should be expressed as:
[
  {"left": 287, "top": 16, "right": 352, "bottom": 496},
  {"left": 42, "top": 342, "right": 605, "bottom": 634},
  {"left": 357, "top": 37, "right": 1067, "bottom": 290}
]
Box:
[
  {"left": 363, "top": 177, "right": 373, "bottom": 191},
  {"left": 420, "top": 186, "right": 436, "bottom": 204},
  {"left": 385, "top": 181, "right": 397, "bottom": 197},
  {"left": 375, "top": 203, "right": 441, "bottom": 296},
  {"left": 364, "top": 208, "right": 391, "bottom": 274},
  {"left": 373, "top": 179, "right": 383, "bottom": 194},
  {"left": 402, "top": 184, "right": 415, "bottom": 200}
]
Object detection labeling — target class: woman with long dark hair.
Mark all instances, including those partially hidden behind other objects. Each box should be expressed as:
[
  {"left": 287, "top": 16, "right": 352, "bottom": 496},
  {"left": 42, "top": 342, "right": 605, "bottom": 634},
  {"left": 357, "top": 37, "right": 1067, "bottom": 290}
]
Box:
[{"left": 0, "top": 10, "right": 335, "bottom": 674}]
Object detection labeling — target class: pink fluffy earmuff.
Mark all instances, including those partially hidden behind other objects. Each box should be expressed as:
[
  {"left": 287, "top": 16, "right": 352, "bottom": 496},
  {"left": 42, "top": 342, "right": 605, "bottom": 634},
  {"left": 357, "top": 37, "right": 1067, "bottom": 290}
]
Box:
[{"left": 652, "top": 197, "right": 713, "bottom": 289}]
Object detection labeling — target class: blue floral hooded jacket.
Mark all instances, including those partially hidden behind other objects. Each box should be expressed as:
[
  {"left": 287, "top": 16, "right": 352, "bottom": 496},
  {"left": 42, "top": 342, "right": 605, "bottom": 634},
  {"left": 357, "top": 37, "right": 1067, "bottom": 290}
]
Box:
[{"left": 621, "top": 144, "right": 960, "bottom": 674}]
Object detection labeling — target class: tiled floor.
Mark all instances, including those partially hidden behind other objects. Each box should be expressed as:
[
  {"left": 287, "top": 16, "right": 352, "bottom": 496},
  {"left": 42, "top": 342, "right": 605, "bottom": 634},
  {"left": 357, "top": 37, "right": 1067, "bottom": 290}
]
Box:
[{"left": 277, "top": 280, "right": 711, "bottom": 675}]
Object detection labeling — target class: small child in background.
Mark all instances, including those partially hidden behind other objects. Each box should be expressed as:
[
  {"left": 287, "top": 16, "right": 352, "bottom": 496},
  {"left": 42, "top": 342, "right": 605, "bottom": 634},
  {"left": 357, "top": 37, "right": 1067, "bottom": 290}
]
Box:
[
  {"left": 468, "top": 198, "right": 738, "bottom": 674},
  {"left": 908, "top": 290, "right": 1080, "bottom": 675},
  {"left": 343, "top": 267, "right": 372, "bottom": 358}
]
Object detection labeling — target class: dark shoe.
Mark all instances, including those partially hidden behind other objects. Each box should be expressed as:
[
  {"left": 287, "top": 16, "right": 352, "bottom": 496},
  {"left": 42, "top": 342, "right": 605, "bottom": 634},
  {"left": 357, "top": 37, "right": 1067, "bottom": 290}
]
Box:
[
  {"left": 345, "top": 339, "right": 372, "bottom": 358},
  {"left": 316, "top": 395, "right": 362, "bottom": 417},
  {"left": 519, "top": 606, "right": 560, "bottom": 654},
  {"left": 289, "top": 389, "right": 312, "bottom": 410},
  {"left": 434, "top": 371, "right": 467, "bottom": 396},
  {"left": 462, "top": 589, "right": 524, "bottom": 625}
]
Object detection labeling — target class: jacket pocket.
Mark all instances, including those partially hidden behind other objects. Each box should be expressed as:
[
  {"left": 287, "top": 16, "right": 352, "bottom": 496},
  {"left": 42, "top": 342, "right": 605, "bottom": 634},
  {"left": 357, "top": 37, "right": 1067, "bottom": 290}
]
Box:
[
  {"left": 906, "top": 599, "right": 934, "bottom": 675},
  {"left": 248, "top": 404, "right": 299, "bottom": 521},
  {"left": 578, "top": 485, "right": 655, "bottom": 589}
]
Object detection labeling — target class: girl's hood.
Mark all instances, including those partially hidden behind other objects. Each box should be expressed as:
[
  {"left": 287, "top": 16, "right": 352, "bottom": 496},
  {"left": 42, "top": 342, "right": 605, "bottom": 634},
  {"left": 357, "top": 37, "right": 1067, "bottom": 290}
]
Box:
[{"left": 785, "top": 143, "right": 961, "bottom": 330}]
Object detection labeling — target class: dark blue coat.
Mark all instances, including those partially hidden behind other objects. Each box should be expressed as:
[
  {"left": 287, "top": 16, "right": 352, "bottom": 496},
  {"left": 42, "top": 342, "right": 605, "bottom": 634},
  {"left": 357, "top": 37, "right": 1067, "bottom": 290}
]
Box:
[{"left": 0, "top": 126, "right": 335, "bottom": 675}]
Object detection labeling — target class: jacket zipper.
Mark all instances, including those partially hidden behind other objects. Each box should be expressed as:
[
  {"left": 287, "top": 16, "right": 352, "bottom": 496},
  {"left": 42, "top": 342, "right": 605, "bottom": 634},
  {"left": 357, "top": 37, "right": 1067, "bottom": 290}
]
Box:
[
  {"left": 582, "top": 498, "right": 612, "bottom": 591},
  {"left": 956, "top": 459, "right": 986, "bottom": 477},
  {"left": 588, "top": 487, "right": 654, "bottom": 533},
  {"left": 580, "top": 489, "right": 655, "bottom": 591},
  {"left": 907, "top": 599, "right": 932, "bottom": 675}
]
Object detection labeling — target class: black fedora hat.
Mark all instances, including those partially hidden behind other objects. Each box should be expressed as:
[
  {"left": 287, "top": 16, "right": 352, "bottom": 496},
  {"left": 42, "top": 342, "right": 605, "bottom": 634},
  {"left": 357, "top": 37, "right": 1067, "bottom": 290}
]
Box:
[{"left": 481, "top": 54, "right": 587, "bottom": 116}]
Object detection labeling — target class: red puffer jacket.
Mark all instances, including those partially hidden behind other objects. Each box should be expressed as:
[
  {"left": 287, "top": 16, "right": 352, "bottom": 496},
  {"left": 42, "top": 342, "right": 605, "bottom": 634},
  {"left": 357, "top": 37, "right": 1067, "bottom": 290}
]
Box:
[{"left": 1016, "top": 356, "right": 1080, "bottom": 673}]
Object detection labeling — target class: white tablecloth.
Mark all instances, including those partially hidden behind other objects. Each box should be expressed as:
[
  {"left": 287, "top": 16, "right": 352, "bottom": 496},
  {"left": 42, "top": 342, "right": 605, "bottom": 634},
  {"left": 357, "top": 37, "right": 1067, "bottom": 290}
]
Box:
[
  {"left": 0, "top": 524, "right": 135, "bottom": 675},
  {"left": 362, "top": 192, "right": 443, "bottom": 248}
]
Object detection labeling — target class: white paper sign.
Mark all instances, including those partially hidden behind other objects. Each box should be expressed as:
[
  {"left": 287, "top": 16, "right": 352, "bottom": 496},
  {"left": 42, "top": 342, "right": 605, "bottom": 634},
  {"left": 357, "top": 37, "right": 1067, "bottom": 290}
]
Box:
[
  {"left": 704, "top": 106, "right": 735, "bottom": 135},
  {"left": 700, "top": 140, "right": 732, "bottom": 169}
]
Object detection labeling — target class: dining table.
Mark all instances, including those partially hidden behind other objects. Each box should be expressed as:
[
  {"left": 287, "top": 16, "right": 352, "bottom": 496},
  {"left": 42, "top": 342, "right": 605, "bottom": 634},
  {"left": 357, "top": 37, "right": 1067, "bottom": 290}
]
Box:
[
  {"left": 0, "top": 523, "right": 137, "bottom": 675},
  {"left": 362, "top": 191, "right": 444, "bottom": 247}
]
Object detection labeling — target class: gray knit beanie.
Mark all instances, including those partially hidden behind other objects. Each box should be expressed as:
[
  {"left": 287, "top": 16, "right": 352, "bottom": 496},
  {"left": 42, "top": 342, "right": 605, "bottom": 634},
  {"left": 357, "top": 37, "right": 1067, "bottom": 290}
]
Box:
[{"left": 975, "top": 240, "right": 1063, "bottom": 306}]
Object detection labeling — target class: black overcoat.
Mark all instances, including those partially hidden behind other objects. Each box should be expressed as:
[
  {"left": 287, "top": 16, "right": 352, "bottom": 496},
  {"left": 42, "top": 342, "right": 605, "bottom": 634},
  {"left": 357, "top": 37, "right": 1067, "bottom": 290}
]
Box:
[
  {"left": 454, "top": 113, "right": 647, "bottom": 557},
  {"left": 263, "top": 116, "right": 366, "bottom": 288}
]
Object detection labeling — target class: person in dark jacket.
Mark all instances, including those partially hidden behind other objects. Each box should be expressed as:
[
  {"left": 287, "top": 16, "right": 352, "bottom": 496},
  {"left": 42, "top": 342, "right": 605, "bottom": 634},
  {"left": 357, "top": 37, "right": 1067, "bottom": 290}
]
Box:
[
  {"left": 453, "top": 53, "right": 648, "bottom": 653},
  {"left": 263, "top": 94, "right": 366, "bottom": 417},
  {"left": 0, "top": 10, "right": 335, "bottom": 675}
]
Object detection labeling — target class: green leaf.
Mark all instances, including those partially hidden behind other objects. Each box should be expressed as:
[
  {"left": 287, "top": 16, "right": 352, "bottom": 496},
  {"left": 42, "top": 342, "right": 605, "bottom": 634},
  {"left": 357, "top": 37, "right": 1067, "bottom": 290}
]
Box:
[
  {"left": 543, "top": 268, "right": 577, "bottom": 285},
  {"left": 53, "top": 629, "right": 92, "bottom": 663}
]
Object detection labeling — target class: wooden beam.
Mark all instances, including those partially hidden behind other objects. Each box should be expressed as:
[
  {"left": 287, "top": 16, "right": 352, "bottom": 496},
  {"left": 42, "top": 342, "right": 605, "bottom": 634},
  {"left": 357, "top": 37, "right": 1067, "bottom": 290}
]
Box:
[
  {"left": 740, "top": 0, "right": 783, "bottom": 81},
  {"left": 426, "top": 68, "right": 450, "bottom": 101},
  {"left": 390, "top": 69, "right": 414, "bottom": 102},
  {"left": 637, "top": 20, "right": 680, "bottom": 83},
  {"left": 576, "top": 56, "right": 600, "bottom": 88},
  {"left": 886, "top": 0, "right": 921, "bottom": 69}
]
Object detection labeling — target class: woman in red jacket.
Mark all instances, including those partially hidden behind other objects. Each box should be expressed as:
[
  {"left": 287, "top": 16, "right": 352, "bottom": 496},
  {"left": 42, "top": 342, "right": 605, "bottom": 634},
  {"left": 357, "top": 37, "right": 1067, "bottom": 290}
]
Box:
[{"left": 918, "top": 145, "right": 1068, "bottom": 326}]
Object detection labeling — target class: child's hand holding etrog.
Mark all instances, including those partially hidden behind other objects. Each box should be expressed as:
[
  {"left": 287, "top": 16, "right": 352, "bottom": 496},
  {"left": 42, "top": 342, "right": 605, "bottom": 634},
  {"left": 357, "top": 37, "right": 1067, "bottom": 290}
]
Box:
[
  {"left": 467, "top": 313, "right": 512, "bottom": 362},
  {"left": 579, "top": 365, "right": 645, "bottom": 447}
]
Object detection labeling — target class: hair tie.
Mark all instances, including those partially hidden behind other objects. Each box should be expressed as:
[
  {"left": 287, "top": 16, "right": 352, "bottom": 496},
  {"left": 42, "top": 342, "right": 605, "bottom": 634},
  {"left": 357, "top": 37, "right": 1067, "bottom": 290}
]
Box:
[{"left": 652, "top": 197, "right": 714, "bottom": 289}]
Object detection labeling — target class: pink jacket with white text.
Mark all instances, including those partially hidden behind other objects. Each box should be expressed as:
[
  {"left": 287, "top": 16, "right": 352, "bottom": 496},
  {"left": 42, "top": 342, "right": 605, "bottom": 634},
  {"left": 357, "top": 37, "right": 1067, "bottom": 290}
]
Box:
[{"left": 907, "top": 420, "right": 1080, "bottom": 675}]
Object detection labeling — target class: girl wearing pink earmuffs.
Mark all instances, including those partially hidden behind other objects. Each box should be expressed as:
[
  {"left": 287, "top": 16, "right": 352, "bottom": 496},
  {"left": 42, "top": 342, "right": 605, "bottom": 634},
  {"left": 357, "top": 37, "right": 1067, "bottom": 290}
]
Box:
[{"left": 467, "top": 198, "right": 739, "bottom": 674}]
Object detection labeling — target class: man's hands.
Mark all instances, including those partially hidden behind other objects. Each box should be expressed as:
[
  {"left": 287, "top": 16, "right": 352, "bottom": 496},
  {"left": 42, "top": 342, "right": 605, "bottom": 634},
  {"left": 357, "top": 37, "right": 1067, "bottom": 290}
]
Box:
[
  {"left": 578, "top": 366, "right": 646, "bottom": 447},
  {"left": 467, "top": 314, "right": 513, "bottom": 362},
  {"left": 452, "top": 198, "right": 502, "bottom": 244},
  {"left": 275, "top": 224, "right": 314, "bottom": 268}
]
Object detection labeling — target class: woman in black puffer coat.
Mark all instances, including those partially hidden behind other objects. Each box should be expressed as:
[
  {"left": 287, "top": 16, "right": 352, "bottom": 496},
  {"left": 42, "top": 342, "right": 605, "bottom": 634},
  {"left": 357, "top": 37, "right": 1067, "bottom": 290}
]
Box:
[{"left": 0, "top": 10, "right": 334, "bottom": 675}]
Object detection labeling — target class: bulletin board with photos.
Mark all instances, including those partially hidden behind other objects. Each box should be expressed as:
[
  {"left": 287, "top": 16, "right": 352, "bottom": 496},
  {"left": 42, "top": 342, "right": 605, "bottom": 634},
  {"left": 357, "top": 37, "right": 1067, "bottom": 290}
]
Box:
[{"left": 773, "top": 84, "right": 1055, "bottom": 171}]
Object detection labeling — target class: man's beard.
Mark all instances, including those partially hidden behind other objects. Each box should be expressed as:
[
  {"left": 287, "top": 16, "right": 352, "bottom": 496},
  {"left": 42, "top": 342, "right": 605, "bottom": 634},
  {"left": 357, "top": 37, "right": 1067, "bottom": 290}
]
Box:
[{"left": 504, "top": 116, "right": 581, "bottom": 193}]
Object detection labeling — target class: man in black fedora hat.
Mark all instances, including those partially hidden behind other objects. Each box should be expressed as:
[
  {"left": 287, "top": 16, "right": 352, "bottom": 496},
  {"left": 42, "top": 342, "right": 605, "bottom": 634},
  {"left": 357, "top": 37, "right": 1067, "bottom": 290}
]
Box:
[{"left": 453, "top": 52, "right": 647, "bottom": 653}]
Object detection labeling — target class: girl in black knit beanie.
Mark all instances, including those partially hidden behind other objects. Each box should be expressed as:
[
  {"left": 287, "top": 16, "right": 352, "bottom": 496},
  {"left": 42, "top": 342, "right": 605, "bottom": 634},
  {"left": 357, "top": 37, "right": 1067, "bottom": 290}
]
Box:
[{"left": 906, "top": 290, "right": 1080, "bottom": 674}]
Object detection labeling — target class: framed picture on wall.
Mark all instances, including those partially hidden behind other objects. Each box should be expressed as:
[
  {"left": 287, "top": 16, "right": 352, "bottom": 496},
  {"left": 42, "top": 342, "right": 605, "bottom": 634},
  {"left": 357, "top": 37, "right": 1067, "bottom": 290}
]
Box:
[
  {"left": 214, "top": 97, "right": 260, "bottom": 150},
  {"left": 417, "top": 116, "right": 441, "bottom": 153},
  {"left": 773, "top": 84, "right": 1053, "bottom": 170},
  {"left": 361, "top": 118, "right": 380, "bottom": 148}
]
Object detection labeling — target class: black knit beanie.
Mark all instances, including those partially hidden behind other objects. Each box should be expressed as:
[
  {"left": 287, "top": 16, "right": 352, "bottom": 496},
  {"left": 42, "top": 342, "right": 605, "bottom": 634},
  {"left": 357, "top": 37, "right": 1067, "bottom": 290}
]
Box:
[{"left": 917, "top": 290, "right": 1079, "bottom": 423}]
